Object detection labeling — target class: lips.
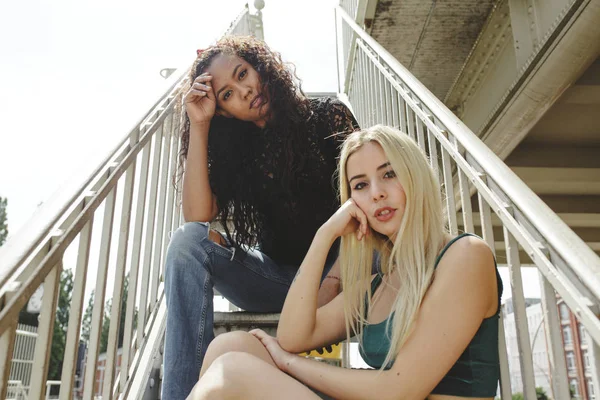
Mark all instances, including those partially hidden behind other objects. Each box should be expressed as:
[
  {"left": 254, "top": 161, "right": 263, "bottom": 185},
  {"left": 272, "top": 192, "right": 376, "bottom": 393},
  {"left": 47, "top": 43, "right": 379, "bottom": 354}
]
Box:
[
  {"left": 374, "top": 207, "right": 396, "bottom": 222},
  {"left": 250, "top": 94, "right": 264, "bottom": 109}
]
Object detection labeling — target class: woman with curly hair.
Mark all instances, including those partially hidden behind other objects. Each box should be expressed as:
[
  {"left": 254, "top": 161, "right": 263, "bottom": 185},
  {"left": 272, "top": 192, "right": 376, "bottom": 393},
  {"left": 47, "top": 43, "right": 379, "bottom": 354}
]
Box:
[
  {"left": 163, "top": 35, "right": 359, "bottom": 399},
  {"left": 189, "top": 126, "right": 502, "bottom": 400}
]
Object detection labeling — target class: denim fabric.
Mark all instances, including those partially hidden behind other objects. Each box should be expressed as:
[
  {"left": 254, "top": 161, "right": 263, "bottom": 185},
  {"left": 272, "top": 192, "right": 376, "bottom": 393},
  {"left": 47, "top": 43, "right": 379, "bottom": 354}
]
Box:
[{"left": 163, "top": 222, "right": 336, "bottom": 399}]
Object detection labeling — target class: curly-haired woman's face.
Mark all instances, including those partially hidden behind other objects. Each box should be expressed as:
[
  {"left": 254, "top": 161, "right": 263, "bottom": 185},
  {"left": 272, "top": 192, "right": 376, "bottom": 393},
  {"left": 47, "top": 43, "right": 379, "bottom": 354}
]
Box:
[{"left": 207, "top": 54, "right": 270, "bottom": 127}]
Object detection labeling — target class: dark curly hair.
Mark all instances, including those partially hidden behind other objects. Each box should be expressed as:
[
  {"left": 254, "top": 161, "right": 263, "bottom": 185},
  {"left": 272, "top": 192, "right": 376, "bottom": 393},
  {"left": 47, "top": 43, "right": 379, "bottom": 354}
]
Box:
[{"left": 176, "top": 35, "right": 312, "bottom": 251}]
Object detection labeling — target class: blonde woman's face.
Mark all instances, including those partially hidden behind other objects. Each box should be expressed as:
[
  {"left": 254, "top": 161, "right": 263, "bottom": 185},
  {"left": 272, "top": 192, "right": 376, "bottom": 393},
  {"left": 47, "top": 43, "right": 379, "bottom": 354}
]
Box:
[{"left": 346, "top": 142, "right": 406, "bottom": 239}]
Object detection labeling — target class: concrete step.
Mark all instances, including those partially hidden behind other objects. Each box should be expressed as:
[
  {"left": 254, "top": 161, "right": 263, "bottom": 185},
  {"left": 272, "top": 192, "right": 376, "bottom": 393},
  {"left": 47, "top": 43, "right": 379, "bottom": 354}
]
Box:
[{"left": 214, "top": 311, "right": 280, "bottom": 337}]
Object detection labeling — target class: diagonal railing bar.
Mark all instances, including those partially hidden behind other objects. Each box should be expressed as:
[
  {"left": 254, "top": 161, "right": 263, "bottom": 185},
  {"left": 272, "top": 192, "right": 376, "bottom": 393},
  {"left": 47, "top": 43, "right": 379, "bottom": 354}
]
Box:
[
  {"left": 1, "top": 5, "right": 257, "bottom": 398},
  {"left": 0, "top": 94, "right": 180, "bottom": 339},
  {"left": 337, "top": 4, "right": 600, "bottom": 398}
]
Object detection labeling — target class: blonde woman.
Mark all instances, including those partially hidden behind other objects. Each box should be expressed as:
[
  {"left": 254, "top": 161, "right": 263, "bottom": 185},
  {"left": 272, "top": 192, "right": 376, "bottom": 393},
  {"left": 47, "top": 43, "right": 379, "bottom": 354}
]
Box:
[{"left": 188, "top": 125, "right": 502, "bottom": 400}]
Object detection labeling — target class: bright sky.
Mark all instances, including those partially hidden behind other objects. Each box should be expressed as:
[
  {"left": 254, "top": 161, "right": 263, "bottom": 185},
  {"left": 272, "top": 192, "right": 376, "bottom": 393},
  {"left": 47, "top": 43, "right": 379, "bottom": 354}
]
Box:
[
  {"left": 0, "top": 0, "right": 540, "bottom": 314},
  {"left": 0, "top": 0, "right": 339, "bottom": 237}
]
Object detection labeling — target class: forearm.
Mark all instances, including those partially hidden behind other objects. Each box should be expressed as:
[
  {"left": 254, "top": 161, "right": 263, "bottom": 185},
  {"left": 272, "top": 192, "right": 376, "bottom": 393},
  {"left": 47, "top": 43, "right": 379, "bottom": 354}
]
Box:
[
  {"left": 285, "top": 355, "right": 402, "bottom": 400},
  {"left": 182, "top": 123, "right": 217, "bottom": 222},
  {"left": 277, "top": 228, "right": 336, "bottom": 350}
]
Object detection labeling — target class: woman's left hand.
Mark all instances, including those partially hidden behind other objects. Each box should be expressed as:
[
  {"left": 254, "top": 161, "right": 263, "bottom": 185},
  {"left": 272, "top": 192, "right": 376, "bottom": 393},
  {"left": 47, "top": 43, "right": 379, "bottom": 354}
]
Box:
[{"left": 250, "top": 329, "right": 296, "bottom": 373}]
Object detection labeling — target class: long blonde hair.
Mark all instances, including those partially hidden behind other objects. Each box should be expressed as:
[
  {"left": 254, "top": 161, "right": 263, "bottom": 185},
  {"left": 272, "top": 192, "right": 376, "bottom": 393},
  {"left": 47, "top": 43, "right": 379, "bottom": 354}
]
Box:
[{"left": 338, "top": 125, "right": 447, "bottom": 369}]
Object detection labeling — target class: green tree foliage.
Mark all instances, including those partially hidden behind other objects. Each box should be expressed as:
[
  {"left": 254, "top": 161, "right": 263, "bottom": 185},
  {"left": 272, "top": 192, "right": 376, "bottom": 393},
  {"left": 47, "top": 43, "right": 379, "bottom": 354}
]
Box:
[
  {"left": 80, "top": 290, "right": 95, "bottom": 343},
  {"left": 536, "top": 387, "right": 549, "bottom": 400},
  {"left": 511, "top": 387, "right": 549, "bottom": 400},
  {"left": 0, "top": 196, "right": 8, "bottom": 246},
  {"left": 81, "top": 276, "right": 136, "bottom": 354},
  {"left": 48, "top": 269, "right": 74, "bottom": 381}
]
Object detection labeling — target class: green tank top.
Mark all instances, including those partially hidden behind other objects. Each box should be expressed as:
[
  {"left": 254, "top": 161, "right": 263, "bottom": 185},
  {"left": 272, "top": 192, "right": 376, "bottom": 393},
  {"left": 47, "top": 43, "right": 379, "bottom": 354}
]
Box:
[{"left": 359, "top": 233, "right": 503, "bottom": 397}]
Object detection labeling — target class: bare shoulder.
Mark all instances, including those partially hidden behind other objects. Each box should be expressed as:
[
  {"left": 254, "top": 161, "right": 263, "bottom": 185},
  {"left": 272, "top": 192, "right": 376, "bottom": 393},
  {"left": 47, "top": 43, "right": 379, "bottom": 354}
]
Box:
[
  {"left": 434, "top": 235, "right": 498, "bottom": 316},
  {"left": 436, "top": 235, "right": 496, "bottom": 281}
]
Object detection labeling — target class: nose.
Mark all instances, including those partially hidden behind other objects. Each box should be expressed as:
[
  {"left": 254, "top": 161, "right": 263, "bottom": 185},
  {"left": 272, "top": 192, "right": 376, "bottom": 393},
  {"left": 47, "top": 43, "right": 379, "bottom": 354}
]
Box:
[
  {"left": 371, "top": 182, "right": 386, "bottom": 202},
  {"left": 241, "top": 83, "right": 253, "bottom": 100}
]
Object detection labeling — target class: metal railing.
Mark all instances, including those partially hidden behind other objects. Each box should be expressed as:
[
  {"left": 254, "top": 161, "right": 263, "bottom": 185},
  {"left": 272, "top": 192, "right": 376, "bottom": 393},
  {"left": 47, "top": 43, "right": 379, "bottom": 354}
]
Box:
[
  {"left": 336, "top": 4, "right": 600, "bottom": 400},
  {"left": 0, "top": 5, "right": 257, "bottom": 400},
  {"left": 8, "top": 324, "right": 37, "bottom": 396}
]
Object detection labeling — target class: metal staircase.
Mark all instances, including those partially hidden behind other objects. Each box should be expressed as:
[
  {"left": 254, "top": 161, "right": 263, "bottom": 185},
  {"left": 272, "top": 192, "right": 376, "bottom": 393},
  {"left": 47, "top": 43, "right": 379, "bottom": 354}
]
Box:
[{"left": 0, "top": 1, "right": 599, "bottom": 399}]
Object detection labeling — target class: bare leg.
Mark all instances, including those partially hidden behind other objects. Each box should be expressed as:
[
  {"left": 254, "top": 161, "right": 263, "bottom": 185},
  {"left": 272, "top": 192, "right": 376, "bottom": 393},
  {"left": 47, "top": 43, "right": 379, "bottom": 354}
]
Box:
[
  {"left": 189, "top": 351, "right": 321, "bottom": 400},
  {"left": 199, "top": 331, "right": 277, "bottom": 377}
]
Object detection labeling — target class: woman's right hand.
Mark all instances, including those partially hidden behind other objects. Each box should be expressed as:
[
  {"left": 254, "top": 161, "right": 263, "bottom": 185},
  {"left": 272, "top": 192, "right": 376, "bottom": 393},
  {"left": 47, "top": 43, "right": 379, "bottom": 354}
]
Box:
[
  {"left": 321, "top": 199, "right": 369, "bottom": 241},
  {"left": 184, "top": 73, "right": 216, "bottom": 126}
]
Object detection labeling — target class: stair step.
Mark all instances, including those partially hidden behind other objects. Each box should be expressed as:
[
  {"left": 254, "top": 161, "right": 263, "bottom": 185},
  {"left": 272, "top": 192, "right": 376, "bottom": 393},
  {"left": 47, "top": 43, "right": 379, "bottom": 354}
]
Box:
[{"left": 213, "top": 312, "right": 280, "bottom": 337}]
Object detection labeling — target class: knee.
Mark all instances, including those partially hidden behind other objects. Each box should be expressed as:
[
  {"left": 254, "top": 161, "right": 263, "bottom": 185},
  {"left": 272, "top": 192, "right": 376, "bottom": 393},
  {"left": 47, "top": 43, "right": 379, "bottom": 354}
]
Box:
[
  {"left": 193, "top": 352, "right": 254, "bottom": 399},
  {"left": 211, "top": 352, "right": 260, "bottom": 385},
  {"left": 165, "top": 222, "right": 211, "bottom": 289},
  {"left": 205, "top": 331, "right": 261, "bottom": 360},
  {"left": 168, "top": 222, "right": 210, "bottom": 256}
]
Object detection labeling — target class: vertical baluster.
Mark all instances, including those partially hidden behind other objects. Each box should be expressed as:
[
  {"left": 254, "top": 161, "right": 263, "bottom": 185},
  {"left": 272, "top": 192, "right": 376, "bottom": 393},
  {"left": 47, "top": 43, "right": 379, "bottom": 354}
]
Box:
[
  {"left": 441, "top": 145, "right": 457, "bottom": 235},
  {"left": 366, "top": 53, "right": 374, "bottom": 126},
  {"left": 405, "top": 105, "right": 415, "bottom": 141},
  {"left": 120, "top": 139, "right": 152, "bottom": 386},
  {"left": 102, "top": 132, "right": 139, "bottom": 399},
  {"left": 539, "top": 276, "right": 570, "bottom": 399},
  {"left": 376, "top": 66, "right": 384, "bottom": 124},
  {"left": 29, "top": 259, "right": 62, "bottom": 400},
  {"left": 138, "top": 125, "right": 164, "bottom": 349},
  {"left": 497, "top": 313, "right": 512, "bottom": 398},
  {"left": 171, "top": 136, "right": 183, "bottom": 235},
  {"left": 162, "top": 112, "right": 180, "bottom": 278},
  {"left": 354, "top": 46, "right": 365, "bottom": 124},
  {"left": 588, "top": 335, "right": 600, "bottom": 400},
  {"left": 350, "top": 48, "right": 360, "bottom": 121},
  {"left": 398, "top": 94, "right": 407, "bottom": 134},
  {"left": 150, "top": 118, "right": 173, "bottom": 308},
  {"left": 426, "top": 125, "right": 440, "bottom": 183},
  {"left": 415, "top": 117, "right": 426, "bottom": 151},
  {"left": 504, "top": 227, "right": 537, "bottom": 399},
  {"left": 0, "top": 319, "right": 17, "bottom": 399},
  {"left": 390, "top": 82, "right": 399, "bottom": 128},
  {"left": 59, "top": 218, "right": 94, "bottom": 400},
  {"left": 83, "top": 186, "right": 117, "bottom": 400},
  {"left": 479, "top": 194, "right": 512, "bottom": 399},
  {"left": 363, "top": 51, "right": 371, "bottom": 125},
  {"left": 358, "top": 46, "right": 366, "bottom": 125},
  {"left": 456, "top": 155, "right": 474, "bottom": 233},
  {"left": 383, "top": 74, "right": 392, "bottom": 125}
]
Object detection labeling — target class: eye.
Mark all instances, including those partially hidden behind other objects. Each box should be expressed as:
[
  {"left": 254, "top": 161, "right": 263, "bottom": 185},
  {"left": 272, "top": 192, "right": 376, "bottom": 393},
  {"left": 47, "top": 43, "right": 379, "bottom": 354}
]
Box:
[
  {"left": 239, "top": 69, "right": 247, "bottom": 79},
  {"left": 223, "top": 90, "right": 232, "bottom": 101},
  {"left": 384, "top": 170, "right": 396, "bottom": 179},
  {"left": 353, "top": 182, "right": 367, "bottom": 191}
]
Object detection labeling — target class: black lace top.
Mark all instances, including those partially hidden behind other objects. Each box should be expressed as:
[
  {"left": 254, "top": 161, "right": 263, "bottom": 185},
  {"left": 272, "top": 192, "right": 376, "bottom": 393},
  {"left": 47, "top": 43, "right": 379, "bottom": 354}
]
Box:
[{"left": 209, "top": 97, "right": 359, "bottom": 266}]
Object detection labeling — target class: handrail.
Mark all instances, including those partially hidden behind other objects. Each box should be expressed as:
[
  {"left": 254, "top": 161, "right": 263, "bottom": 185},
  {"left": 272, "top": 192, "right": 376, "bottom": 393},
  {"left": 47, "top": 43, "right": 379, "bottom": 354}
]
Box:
[
  {"left": 337, "top": 5, "right": 600, "bottom": 301},
  {"left": 0, "top": 4, "right": 258, "bottom": 399},
  {"left": 0, "top": 73, "right": 185, "bottom": 293},
  {"left": 337, "top": 5, "right": 599, "bottom": 399}
]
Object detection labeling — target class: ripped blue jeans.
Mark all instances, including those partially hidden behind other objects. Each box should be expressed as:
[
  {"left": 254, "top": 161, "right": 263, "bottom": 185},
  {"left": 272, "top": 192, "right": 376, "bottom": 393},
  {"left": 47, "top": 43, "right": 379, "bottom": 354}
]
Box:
[{"left": 163, "top": 222, "right": 336, "bottom": 399}]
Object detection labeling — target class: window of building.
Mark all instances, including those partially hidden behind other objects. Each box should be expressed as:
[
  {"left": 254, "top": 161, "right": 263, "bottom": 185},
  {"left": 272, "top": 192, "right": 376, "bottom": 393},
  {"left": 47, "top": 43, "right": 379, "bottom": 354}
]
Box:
[
  {"left": 563, "top": 325, "right": 573, "bottom": 345},
  {"left": 560, "top": 303, "right": 570, "bottom": 320},
  {"left": 571, "top": 379, "right": 580, "bottom": 398},
  {"left": 567, "top": 351, "right": 576, "bottom": 372},
  {"left": 579, "top": 324, "right": 587, "bottom": 345},
  {"left": 583, "top": 350, "right": 590, "bottom": 370},
  {"left": 588, "top": 379, "right": 596, "bottom": 400}
]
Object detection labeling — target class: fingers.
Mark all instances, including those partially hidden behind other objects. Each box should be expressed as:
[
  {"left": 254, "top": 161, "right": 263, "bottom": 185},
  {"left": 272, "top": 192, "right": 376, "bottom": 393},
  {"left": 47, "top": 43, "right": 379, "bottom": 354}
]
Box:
[
  {"left": 185, "top": 74, "right": 214, "bottom": 103},
  {"left": 347, "top": 201, "right": 369, "bottom": 241},
  {"left": 249, "top": 328, "right": 268, "bottom": 340},
  {"left": 194, "top": 73, "right": 213, "bottom": 82}
]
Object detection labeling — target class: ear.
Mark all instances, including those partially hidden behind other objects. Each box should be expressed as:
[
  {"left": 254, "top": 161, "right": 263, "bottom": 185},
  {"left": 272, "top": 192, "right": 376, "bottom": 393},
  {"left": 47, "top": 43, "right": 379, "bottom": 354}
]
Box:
[{"left": 216, "top": 109, "right": 233, "bottom": 118}]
